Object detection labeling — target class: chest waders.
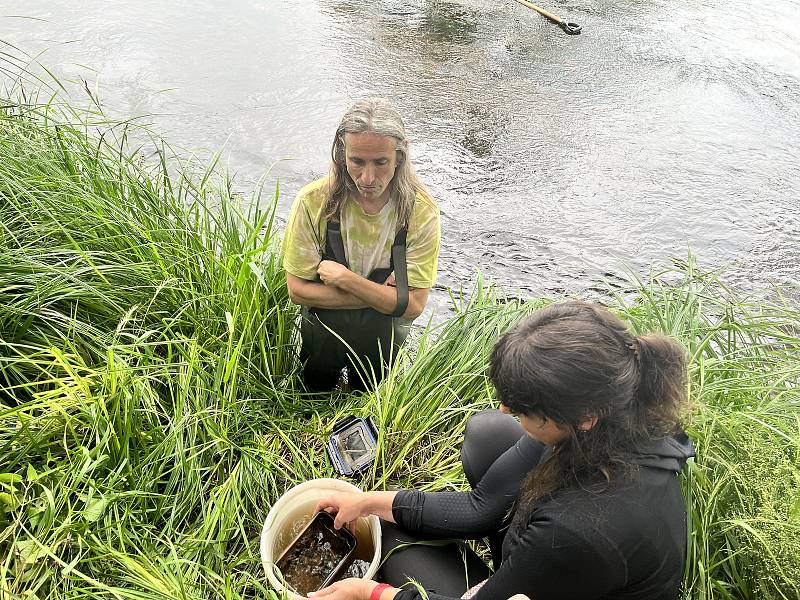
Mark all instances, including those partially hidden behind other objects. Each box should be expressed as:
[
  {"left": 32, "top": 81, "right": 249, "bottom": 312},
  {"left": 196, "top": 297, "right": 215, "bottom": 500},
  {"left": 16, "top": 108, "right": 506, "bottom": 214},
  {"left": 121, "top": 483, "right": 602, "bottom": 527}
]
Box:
[{"left": 300, "top": 220, "right": 411, "bottom": 392}]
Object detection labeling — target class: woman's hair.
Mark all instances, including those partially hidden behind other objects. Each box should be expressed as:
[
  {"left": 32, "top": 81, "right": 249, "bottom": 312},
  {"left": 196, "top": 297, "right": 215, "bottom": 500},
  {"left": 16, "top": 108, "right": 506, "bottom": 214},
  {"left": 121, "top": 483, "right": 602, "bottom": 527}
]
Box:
[
  {"left": 489, "top": 300, "right": 688, "bottom": 505},
  {"left": 324, "top": 97, "right": 428, "bottom": 228}
]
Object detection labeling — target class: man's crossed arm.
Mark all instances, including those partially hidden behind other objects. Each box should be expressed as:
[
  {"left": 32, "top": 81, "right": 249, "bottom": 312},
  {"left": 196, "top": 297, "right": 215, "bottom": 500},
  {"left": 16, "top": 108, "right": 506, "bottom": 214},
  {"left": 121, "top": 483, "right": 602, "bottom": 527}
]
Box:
[{"left": 286, "top": 260, "right": 429, "bottom": 320}]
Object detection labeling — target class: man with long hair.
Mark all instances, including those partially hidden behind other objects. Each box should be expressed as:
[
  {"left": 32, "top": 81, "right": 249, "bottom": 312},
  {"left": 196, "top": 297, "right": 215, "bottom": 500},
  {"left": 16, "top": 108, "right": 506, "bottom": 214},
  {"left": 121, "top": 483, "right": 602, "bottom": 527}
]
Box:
[{"left": 282, "top": 98, "right": 440, "bottom": 391}]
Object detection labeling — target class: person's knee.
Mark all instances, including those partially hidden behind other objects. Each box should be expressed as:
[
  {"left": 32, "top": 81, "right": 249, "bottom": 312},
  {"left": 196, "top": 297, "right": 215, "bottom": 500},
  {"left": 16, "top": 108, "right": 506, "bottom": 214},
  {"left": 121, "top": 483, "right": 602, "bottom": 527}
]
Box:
[
  {"left": 461, "top": 409, "right": 524, "bottom": 486},
  {"left": 463, "top": 409, "right": 515, "bottom": 446},
  {"left": 464, "top": 409, "right": 500, "bottom": 433}
]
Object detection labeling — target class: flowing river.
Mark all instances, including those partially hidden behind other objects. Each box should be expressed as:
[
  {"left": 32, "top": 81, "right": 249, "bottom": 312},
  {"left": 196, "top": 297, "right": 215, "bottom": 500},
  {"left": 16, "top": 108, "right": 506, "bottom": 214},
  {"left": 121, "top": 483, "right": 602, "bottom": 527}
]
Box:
[{"left": 3, "top": 0, "right": 799, "bottom": 316}]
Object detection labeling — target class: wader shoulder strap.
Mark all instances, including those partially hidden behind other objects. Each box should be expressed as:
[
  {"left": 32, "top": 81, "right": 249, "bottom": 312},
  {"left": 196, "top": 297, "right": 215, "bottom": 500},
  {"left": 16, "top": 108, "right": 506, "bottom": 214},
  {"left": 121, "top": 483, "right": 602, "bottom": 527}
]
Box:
[
  {"left": 324, "top": 220, "right": 349, "bottom": 269},
  {"left": 390, "top": 228, "right": 409, "bottom": 318},
  {"left": 326, "top": 219, "right": 409, "bottom": 318}
]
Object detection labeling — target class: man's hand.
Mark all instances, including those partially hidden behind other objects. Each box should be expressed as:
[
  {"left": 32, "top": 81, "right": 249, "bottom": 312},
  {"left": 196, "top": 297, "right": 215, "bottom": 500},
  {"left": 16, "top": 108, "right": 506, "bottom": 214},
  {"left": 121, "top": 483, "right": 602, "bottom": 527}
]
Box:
[{"left": 317, "top": 260, "right": 353, "bottom": 287}]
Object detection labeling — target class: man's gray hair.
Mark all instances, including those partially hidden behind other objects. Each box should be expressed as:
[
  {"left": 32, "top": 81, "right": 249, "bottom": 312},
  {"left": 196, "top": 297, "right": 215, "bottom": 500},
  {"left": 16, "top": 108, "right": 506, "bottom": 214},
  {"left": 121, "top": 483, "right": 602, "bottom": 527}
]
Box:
[{"left": 324, "top": 97, "right": 427, "bottom": 228}]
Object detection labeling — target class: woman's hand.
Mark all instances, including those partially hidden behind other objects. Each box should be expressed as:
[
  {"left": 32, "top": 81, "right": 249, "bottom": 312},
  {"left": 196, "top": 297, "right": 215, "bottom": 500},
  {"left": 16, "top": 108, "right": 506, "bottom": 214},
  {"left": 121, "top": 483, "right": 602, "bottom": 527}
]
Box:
[
  {"left": 307, "top": 578, "right": 375, "bottom": 600},
  {"left": 315, "top": 491, "right": 398, "bottom": 529},
  {"left": 314, "top": 492, "right": 367, "bottom": 530}
]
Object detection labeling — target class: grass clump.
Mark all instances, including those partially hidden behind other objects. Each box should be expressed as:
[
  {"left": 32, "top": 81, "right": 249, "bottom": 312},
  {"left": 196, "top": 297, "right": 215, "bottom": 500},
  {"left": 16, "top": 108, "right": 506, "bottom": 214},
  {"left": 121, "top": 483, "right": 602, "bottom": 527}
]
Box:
[
  {"left": 1, "top": 95, "right": 798, "bottom": 599},
  {"left": 0, "top": 96, "right": 297, "bottom": 598}
]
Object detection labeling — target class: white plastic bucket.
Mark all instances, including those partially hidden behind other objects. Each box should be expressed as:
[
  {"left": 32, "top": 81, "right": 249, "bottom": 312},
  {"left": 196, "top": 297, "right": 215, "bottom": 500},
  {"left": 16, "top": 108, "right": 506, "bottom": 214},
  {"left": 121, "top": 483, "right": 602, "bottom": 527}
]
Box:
[{"left": 260, "top": 478, "right": 382, "bottom": 599}]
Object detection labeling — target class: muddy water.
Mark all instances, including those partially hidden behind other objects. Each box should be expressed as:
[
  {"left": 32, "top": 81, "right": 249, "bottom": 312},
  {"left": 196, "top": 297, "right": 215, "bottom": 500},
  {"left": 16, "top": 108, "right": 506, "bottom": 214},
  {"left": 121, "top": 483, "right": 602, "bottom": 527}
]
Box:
[
  {"left": 272, "top": 505, "right": 377, "bottom": 593},
  {"left": 275, "top": 513, "right": 355, "bottom": 595},
  {"left": 2, "top": 0, "right": 799, "bottom": 314}
]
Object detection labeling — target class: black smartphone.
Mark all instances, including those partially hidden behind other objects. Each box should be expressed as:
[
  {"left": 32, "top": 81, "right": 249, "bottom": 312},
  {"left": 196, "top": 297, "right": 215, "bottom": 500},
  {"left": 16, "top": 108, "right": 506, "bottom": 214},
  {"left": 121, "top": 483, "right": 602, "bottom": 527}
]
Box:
[{"left": 275, "top": 511, "right": 358, "bottom": 596}]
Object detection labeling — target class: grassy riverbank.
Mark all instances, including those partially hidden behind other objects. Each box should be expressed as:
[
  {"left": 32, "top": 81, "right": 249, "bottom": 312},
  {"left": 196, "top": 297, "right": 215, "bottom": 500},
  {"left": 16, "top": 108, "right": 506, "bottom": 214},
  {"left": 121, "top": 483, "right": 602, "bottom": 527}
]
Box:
[{"left": 1, "top": 99, "right": 799, "bottom": 600}]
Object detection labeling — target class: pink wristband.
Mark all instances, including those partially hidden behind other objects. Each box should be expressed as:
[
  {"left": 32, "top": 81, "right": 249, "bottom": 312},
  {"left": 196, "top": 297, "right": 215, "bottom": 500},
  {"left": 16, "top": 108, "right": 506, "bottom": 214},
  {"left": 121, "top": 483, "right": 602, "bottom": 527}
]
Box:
[{"left": 370, "top": 583, "right": 392, "bottom": 600}]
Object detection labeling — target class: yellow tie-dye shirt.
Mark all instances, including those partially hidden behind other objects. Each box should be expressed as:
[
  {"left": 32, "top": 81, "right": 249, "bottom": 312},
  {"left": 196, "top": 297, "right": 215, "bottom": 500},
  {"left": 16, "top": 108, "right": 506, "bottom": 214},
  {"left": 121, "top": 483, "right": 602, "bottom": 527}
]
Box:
[{"left": 282, "top": 178, "right": 440, "bottom": 289}]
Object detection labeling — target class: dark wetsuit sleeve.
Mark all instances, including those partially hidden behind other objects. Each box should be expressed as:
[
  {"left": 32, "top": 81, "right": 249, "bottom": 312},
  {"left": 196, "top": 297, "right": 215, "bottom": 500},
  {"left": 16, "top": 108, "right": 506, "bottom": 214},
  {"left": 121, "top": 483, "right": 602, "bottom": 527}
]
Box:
[
  {"left": 391, "top": 435, "right": 544, "bottom": 538},
  {"left": 393, "top": 515, "right": 621, "bottom": 600}
]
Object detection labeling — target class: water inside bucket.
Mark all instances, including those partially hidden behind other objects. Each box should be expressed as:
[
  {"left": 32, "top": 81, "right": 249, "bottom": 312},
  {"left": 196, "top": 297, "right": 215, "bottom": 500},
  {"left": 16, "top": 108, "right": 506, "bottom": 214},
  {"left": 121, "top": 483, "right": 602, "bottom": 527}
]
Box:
[
  {"left": 345, "top": 558, "right": 371, "bottom": 578},
  {"left": 274, "top": 507, "right": 375, "bottom": 557},
  {"left": 275, "top": 512, "right": 356, "bottom": 595},
  {"left": 271, "top": 501, "right": 377, "bottom": 593}
]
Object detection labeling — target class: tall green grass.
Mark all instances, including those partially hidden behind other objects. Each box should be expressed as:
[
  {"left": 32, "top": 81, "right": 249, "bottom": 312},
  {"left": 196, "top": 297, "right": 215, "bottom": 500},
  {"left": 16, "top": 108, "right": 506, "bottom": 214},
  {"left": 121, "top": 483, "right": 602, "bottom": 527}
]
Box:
[{"left": 1, "top": 96, "right": 798, "bottom": 599}]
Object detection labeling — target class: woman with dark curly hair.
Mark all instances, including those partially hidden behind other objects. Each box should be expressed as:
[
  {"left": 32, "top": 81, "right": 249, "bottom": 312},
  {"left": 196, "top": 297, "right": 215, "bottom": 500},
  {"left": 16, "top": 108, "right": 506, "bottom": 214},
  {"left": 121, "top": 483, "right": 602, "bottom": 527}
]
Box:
[{"left": 310, "top": 301, "right": 694, "bottom": 600}]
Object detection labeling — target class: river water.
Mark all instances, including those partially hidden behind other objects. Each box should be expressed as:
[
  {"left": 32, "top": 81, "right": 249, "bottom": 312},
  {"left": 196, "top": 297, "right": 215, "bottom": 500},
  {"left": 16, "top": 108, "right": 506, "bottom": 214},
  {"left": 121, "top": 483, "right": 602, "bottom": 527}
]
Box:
[{"left": 3, "top": 0, "right": 799, "bottom": 316}]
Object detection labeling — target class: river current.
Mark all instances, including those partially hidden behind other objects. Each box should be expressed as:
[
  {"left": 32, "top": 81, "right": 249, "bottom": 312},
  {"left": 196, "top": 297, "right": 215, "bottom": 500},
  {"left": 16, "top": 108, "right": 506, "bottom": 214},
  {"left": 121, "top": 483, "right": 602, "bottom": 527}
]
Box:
[{"left": 3, "top": 0, "right": 799, "bottom": 316}]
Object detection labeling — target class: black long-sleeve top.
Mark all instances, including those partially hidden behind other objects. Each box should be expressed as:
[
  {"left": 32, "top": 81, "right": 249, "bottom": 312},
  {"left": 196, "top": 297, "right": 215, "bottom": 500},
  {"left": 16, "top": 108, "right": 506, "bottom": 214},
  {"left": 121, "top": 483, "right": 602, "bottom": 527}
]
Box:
[{"left": 391, "top": 434, "right": 695, "bottom": 600}]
